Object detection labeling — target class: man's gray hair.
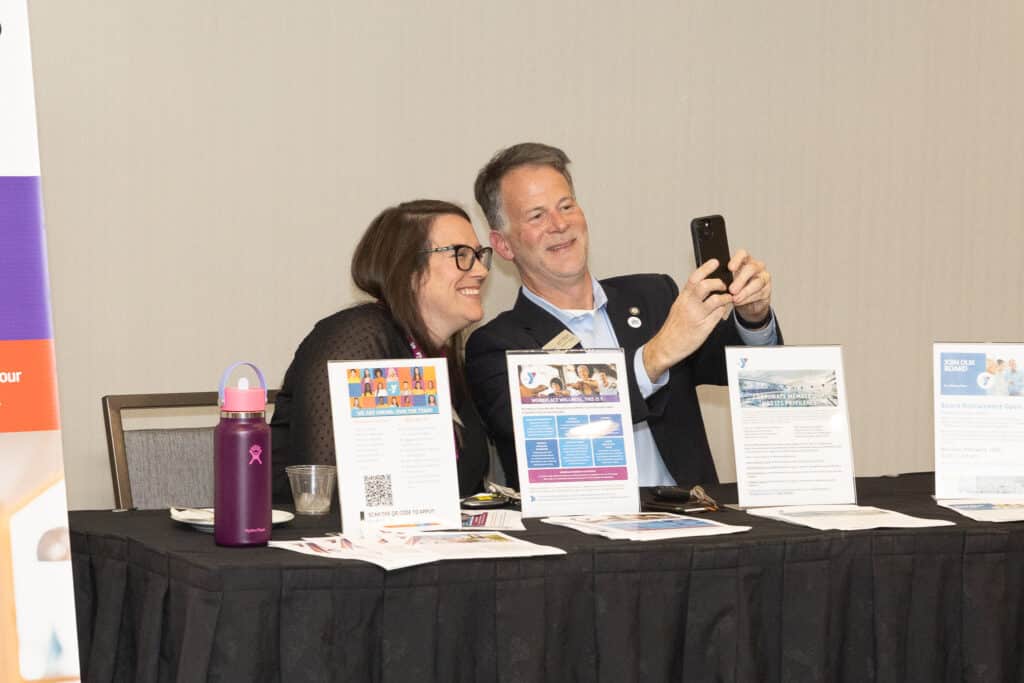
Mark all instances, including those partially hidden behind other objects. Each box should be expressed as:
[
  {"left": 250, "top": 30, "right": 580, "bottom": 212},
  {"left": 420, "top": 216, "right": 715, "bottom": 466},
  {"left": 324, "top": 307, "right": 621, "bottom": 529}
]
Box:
[{"left": 473, "top": 142, "right": 574, "bottom": 229}]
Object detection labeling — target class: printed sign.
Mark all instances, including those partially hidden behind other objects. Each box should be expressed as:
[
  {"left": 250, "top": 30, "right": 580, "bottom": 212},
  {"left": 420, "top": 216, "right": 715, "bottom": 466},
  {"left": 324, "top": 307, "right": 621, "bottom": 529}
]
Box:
[
  {"left": 506, "top": 350, "right": 640, "bottom": 517},
  {"left": 1, "top": 2, "right": 81, "bottom": 679}
]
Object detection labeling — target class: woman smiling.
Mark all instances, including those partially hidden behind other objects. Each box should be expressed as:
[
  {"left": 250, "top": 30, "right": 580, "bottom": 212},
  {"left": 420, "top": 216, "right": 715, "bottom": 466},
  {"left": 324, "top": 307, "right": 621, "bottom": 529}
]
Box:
[{"left": 271, "top": 200, "right": 492, "bottom": 501}]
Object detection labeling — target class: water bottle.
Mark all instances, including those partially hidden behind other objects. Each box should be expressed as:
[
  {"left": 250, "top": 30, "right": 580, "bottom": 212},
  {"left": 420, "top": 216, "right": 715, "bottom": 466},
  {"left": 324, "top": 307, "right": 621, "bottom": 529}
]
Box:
[{"left": 214, "top": 361, "right": 271, "bottom": 546}]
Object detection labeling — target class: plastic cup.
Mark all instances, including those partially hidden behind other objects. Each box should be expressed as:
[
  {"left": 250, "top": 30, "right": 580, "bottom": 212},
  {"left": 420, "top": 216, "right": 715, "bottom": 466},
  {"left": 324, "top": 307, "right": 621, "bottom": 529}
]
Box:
[{"left": 285, "top": 465, "right": 336, "bottom": 515}]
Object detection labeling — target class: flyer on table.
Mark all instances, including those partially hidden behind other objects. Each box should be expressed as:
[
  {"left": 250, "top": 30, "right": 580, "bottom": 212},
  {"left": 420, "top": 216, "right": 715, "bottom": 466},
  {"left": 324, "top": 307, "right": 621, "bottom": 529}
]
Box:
[
  {"left": 725, "top": 345, "right": 857, "bottom": 508},
  {"left": 328, "top": 359, "right": 461, "bottom": 537},
  {"left": 933, "top": 343, "right": 1024, "bottom": 500},
  {"left": 506, "top": 349, "right": 640, "bottom": 517}
]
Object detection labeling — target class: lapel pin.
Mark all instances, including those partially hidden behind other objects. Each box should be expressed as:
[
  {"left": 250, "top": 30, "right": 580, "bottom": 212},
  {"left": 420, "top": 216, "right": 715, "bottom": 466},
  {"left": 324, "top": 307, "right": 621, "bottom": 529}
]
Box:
[{"left": 627, "top": 316, "right": 642, "bottom": 329}]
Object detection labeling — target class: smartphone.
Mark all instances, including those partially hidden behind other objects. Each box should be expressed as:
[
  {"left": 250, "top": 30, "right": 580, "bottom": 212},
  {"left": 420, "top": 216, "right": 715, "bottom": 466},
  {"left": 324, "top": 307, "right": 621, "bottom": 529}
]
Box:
[{"left": 690, "top": 215, "right": 733, "bottom": 291}]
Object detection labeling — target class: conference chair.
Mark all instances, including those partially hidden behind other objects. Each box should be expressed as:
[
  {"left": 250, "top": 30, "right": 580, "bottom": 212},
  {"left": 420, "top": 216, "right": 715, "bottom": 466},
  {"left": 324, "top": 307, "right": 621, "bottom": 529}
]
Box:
[{"left": 102, "top": 390, "right": 277, "bottom": 510}]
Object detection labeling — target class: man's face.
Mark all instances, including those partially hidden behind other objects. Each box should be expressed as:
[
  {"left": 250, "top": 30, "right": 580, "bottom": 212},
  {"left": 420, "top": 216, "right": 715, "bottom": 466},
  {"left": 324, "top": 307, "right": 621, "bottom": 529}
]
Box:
[{"left": 490, "top": 164, "right": 590, "bottom": 294}]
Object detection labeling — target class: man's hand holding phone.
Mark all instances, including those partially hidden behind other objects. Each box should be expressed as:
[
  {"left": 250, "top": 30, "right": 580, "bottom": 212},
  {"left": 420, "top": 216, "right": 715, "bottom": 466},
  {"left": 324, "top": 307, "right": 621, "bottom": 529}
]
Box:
[
  {"left": 690, "top": 215, "right": 772, "bottom": 328},
  {"left": 727, "top": 249, "right": 772, "bottom": 327},
  {"left": 642, "top": 214, "right": 775, "bottom": 380},
  {"left": 642, "top": 259, "right": 734, "bottom": 381}
]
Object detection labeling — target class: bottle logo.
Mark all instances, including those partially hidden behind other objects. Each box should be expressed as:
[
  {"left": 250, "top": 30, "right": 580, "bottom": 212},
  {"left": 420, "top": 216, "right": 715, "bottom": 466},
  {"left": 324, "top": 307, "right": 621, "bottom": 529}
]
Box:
[{"left": 248, "top": 444, "right": 264, "bottom": 465}]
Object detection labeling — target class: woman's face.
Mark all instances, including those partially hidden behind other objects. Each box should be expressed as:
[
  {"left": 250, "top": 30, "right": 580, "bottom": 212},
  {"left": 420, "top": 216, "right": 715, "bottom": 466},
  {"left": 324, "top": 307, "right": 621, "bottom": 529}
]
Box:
[{"left": 416, "top": 214, "right": 488, "bottom": 345}]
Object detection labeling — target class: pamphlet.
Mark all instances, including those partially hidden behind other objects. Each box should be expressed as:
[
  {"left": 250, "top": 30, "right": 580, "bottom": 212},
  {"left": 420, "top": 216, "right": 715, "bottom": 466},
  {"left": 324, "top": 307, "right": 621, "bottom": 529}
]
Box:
[
  {"left": 936, "top": 500, "right": 1024, "bottom": 523},
  {"left": 933, "top": 343, "right": 1024, "bottom": 499},
  {"left": 461, "top": 509, "right": 525, "bottom": 530},
  {"left": 327, "top": 359, "right": 461, "bottom": 537},
  {"left": 269, "top": 537, "right": 434, "bottom": 571},
  {"left": 506, "top": 350, "right": 640, "bottom": 518},
  {"left": 270, "top": 530, "right": 565, "bottom": 570},
  {"left": 543, "top": 512, "right": 750, "bottom": 541},
  {"left": 725, "top": 346, "right": 857, "bottom": 508},
  {"left": 744, "top": 505, "right": 954, "bottom": 531}
]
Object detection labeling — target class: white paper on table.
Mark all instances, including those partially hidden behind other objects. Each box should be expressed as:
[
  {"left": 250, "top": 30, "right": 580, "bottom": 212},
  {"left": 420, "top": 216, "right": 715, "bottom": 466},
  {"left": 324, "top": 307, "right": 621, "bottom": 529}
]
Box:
[
  {"left": 936, "top": 499, "right": 1024, "bottom": 523},
  {"left": 933, "top": 343, "right": 1024, "bottom": 499},
  {"left": 725, "top": 345, "right": 857, "bottom": 508},
  {"left": 327, "top": 359, "right": 461, "bottom": 538},
  {"left": 506, "top": 349, "right": 640, "bottom": 518},
  {"left": 461, "top": 509, "right": 526, "bottom": 530},
  {"left": 272, "top": 531, "right": 565, "bottom": 569},
  {"left": 268, "top": 538, "right": 434, "bottom": 571},
  {"left": 745, "top": 505, "right": 954, "bottom": 531},
  {"left": 397, "top": 530, "right": 566, "bottom": 560},
  {"left": 542, "top": 512, "right": 751, "bottom": 541}
]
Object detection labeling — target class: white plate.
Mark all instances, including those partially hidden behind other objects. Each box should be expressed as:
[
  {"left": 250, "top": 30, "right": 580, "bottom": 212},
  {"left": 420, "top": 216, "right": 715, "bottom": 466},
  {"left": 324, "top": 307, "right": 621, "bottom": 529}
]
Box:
[{"left": 170, "top": 507, "right": 295, "bottom": 533}]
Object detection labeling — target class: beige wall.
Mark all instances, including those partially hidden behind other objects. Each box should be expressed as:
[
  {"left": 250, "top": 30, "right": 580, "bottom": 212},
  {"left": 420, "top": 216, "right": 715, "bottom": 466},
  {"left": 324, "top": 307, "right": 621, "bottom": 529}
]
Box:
[{"left": 26, "top": 1, "right": 1024, "bottom": 510}]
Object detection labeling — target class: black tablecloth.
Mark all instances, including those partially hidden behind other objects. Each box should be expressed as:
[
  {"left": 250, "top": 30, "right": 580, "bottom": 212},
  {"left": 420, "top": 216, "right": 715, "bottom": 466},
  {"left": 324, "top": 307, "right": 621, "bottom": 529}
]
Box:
[{"left": 70, "top": 474, "right": 1024, "bottom": 682}]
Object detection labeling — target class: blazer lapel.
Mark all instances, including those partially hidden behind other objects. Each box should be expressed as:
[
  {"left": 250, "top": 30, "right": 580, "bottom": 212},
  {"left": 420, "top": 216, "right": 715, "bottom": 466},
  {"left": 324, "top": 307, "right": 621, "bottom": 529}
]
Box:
[
  {"left": 508, "top": 289, "right": 583, "bottom": 350},
  {"left": 602, "top": 279, "right": 648, "bottom": 354}
]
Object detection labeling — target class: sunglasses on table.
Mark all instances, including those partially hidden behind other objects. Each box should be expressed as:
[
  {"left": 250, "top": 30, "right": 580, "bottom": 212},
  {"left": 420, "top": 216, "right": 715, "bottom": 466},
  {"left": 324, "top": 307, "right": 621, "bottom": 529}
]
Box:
[{"left": 420, "top": 244, "right": 493, "bottom": 271}]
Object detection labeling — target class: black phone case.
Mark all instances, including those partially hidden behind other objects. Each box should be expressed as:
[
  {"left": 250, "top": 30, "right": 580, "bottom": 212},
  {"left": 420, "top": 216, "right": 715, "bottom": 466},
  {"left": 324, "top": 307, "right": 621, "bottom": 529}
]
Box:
[{"left": 690, "top": 215, "right": 733, "bottom": 288}]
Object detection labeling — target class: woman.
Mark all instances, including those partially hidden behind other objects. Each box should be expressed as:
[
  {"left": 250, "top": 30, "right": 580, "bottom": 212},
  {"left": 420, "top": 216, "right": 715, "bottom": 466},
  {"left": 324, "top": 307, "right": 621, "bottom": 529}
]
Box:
[
  {"left": 569, "top": 364, "right": 599, "bottom": 396},
  {"left": 271, "top": 200, "right": 492, "bottom": 502},
  {"left": 545, "top": 377, "right": 571, "bottom": 397}
]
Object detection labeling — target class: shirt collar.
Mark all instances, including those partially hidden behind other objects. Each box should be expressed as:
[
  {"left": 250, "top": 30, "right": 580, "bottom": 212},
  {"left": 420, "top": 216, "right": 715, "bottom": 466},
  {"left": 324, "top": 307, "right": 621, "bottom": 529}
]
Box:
[{"left": 520, "top": 276, "right": 608, "bottom": 327}]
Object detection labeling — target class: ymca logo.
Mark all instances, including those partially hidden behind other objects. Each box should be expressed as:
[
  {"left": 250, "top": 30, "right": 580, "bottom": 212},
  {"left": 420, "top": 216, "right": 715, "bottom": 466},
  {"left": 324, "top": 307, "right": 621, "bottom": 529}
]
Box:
[{"left": 248, "top": 444, "right": 263, "bottom": 465}]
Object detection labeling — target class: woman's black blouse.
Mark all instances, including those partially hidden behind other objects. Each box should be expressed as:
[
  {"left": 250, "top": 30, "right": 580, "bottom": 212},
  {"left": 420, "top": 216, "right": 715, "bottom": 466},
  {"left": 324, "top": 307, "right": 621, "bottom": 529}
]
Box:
[{"left": 271, "top": 303, "right": 489, "bottom": 503}]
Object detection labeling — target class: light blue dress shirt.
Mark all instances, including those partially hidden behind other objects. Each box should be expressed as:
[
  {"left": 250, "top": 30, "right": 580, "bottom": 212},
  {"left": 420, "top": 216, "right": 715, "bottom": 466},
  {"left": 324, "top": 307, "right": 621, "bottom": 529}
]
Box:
[{"left": 521, "top": 277, "right": 777, "bottom": 485}]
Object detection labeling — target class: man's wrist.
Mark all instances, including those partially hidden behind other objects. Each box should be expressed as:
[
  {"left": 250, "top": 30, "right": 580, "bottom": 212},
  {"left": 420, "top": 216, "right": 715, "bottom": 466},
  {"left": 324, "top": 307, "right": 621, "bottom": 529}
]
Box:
[
  {"left": 642, "top": 338, "right": 668, "bottom": 381},
  {"left": 735, "top": 307, "right": 771, "bottom": 330}
]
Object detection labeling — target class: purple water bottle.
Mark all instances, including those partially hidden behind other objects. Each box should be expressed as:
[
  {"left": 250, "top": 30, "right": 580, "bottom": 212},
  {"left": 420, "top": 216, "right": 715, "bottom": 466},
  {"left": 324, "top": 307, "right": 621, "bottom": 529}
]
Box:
[{"left": 214, "top": 362, "right": 272, "bottom": 547}]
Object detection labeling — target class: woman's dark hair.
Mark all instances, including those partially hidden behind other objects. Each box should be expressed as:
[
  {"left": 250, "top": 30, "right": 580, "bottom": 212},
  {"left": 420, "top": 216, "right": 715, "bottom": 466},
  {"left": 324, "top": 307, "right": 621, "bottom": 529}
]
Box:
[{"left": 351, "top": 199, "right": 474, "bottom": 401}]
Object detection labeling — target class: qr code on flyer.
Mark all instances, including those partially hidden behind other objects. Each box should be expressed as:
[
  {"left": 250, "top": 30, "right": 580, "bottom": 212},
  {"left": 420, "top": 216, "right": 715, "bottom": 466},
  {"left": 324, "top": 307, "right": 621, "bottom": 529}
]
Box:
[{"left": 364, "top": 474, "right": 394, "bottom": 507}]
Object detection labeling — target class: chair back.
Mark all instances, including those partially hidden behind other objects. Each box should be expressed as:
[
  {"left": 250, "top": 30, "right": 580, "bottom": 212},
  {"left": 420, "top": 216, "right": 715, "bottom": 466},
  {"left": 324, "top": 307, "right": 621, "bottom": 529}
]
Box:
[{"left": 102, "top": 391, "right": 277, "bottom": 510}]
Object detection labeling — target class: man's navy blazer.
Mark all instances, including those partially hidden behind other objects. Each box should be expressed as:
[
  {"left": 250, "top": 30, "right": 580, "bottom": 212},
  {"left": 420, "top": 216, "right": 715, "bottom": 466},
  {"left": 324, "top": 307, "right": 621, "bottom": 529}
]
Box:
[{"left": 465, "top": 273, "right": 781, "bottom": 489}]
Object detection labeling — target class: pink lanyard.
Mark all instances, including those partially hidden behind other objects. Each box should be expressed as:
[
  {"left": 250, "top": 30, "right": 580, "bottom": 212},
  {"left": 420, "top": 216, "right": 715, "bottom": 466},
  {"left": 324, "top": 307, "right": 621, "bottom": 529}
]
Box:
[{"left": 407, "top": 337, "right": 461, "bottom": 460}]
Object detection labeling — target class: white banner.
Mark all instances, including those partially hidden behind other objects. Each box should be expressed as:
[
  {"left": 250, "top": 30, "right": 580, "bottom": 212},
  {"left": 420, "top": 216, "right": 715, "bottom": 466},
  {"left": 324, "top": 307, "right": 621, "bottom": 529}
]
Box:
[{"left": 1, "top": 1, "right": 81, "bottom": 680}]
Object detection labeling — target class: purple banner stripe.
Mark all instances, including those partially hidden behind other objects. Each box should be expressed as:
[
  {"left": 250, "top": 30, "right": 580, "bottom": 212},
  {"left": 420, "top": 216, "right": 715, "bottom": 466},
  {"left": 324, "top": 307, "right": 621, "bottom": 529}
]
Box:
[{"left": 0, "top": 176, "right": 53, "bottom": 340}]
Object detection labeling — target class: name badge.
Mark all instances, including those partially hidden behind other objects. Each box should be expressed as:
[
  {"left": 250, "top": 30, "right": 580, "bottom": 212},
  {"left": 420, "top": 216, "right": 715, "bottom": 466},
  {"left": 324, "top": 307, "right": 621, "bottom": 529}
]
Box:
[{"left": 542, "top": 330, "right": 581, "bottom": 350}]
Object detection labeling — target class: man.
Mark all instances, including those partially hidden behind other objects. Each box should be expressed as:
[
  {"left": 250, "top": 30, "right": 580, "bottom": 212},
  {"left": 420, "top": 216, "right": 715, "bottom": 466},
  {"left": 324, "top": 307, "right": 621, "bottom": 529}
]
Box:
[
  {"left": 597, "top": 370, "right": 618, "bottom": 396},
  {"left": 465, "top": 143, "right": 781, "bottom": 489}
]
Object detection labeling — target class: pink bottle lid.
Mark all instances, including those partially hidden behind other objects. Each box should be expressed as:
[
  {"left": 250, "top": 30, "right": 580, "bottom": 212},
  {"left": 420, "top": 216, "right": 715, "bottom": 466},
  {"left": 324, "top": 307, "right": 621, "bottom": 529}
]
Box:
[{"left": 219, "top": 362, "right": 268, "bottom": 412}]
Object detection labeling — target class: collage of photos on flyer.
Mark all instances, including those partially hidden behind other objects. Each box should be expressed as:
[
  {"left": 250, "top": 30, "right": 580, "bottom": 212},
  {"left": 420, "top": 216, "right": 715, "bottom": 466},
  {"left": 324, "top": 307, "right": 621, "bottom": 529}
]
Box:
[{"left": 346, "top": 365, "right": 440, "bottom": 416}]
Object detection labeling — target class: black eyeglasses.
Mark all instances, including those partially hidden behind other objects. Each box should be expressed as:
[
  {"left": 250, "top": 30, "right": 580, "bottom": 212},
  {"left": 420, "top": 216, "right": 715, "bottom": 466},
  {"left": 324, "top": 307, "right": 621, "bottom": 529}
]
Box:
[{"left": 420, "top": 244, "right": 493, "bottom": 271}]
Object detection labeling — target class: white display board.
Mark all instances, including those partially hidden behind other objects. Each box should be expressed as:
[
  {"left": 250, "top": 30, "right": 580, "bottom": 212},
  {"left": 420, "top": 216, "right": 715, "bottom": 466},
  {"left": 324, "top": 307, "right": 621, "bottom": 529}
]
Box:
[
  {"left": 726, "top": 345, "right": 857, "bottom": 508},
  {"left": 328, "top": 358, "right": 461, "bottom": 537},
  {"left": 506, "top": 349, "right": 640, "bottom": 518},
  {"left": 933, "top": 343, "right": 1024, "bottom": 500}
]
